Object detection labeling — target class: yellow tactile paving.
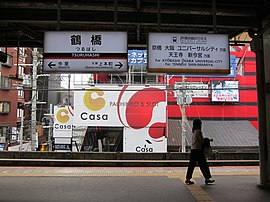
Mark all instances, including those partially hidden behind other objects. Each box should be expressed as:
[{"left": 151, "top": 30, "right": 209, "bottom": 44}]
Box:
[
  {"left": 0, "top": 166, "right": 259, "bottom": 177},
  {"left": 183, "top": 182, "right": 215, "bottom": 202}
]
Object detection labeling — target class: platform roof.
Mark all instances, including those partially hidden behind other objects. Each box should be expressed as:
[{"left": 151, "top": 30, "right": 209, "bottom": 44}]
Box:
[
  {"left": 168, "top": 119, "right": 259, "bottom": 148},
  {"left": 1, "top": 0, "right": 270, "bottom": 47}
]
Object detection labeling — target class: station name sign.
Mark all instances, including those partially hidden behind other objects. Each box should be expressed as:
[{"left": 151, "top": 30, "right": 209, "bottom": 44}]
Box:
[
  {"left": 43, "top": 31, "right": 128, "bottom": 73},
  {"left": 148, "top": 33, "right": 230, "bottom": 75}
]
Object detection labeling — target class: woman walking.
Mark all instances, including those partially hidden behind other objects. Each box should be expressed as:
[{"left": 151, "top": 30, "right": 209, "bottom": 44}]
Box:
[{"left": 185, "top": 119, "right": 215, "bottom": 185}]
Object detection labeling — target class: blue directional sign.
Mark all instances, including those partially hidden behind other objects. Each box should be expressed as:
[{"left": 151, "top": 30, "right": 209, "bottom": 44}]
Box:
[{"left": 128, "top": 50, "right": 147, "bottom": 65}]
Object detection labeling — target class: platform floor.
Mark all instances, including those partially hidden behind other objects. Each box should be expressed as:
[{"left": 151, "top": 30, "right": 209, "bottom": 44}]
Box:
[{"left": 0, "top": 166, "right": 268, "bottom": 202}]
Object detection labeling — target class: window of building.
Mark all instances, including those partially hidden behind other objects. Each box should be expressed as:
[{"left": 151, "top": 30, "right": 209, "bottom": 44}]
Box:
[
  {"left": 18, "top": 65, "right": 25, "bottom": 78},
  {"left": 0, "top": 101, "right": 11, "bottom": 114},
  {"left": 19, "top": 48, "right": 27, "bottom": 63},
  {"left": 2, "top": 53, "right": 13, "bottom": 67},
  {"left": 17, "top": 86, "right": 24, "bottom": 97},
  {"left": 17, "top": 108, "right": 23, "bottom": 118},
  {"left": 0, "top": 126, "right": 11, "bottom": 143},
  {"left": 0, "top": 76, "right": 12, "bottom": 90}
]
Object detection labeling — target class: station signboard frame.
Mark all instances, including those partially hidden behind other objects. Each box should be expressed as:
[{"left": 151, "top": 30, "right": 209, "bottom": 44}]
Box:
[
  {"left": 43, "top": 31, "right": 128, "bottom": 73},
  {"left": 147, "top": 33, "right": 230, "bottom": 75}
]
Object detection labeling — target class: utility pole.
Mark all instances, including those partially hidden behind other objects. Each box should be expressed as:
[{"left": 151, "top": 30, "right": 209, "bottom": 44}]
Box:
[
  {"left": 17, "top": 63, "right": 48, "bottom": 151},
  {"left": 31, "top": 48, "right": 38, "bottom": 151},
  {"left": 68, "top": 74, "right": 71, "bottom": 105},
  {"left": 174, "top": 76, "right": 192, "bottom": 153}
]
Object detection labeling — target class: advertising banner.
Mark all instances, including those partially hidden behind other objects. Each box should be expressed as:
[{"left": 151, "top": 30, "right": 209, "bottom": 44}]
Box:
[
  {"left": 74, "top": 85, "right": 167, "bottom": 152},
  {"left": 186, "top": 83, "right": 209, "bottom": 98},
  {"left": 211, "top": 80, "right": 239, "bottom": 102},
  {"left": 148, "top": 33, "right": 230, "bottom": 74},
  {"left": 53, "top": 106, "right": 74, "bottom": 138},
  {"left": 124, "top": 126, "right": 167, "bottom": 153},
  {"left": 128, "top": 50, "right": 147, "bottom": 65},
  {"left": 175, "top": 82, "right": 209, "bottom": 98}
]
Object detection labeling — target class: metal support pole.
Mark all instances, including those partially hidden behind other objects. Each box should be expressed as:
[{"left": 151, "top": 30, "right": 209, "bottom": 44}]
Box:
[
  {"left": 31, "top": 48, "right": 38, "bottom": 151},
  {"left": 48, "top": 103, "right": 53, "bottom": 151},
  {"left": 57, "top": 0, "right": 61, "bottom": 31},
  {"left": 136, "top": 0, "right": 140, "bottom": 11},
  {"left": 136, "top": 24, "right": 140, "bottom": 42},
  {"left": 114, "top": 0, "right": 118, "bottom": 31},
  {"left": 181, "top": 76, "right": 186, "bottom": 153},
  {"left": 128, "top": 66, "right": 131, "bottom": 84},
  {"left": 251, "top": 37, "right": 270, "bottom": 189},
  {"left": 212, "top": 0, "right": 217, "bottom": 33},
  {"left": 157, "top": 0, "right": 161, "bottom": 32},
  {"left": 68, "top": 74, "right": 71, "bottom": 105},
  {"left": 181, "top": 104, "right": 186, "bottom": 153},
  {"left": 19, "top": 109, "right": 24, "bottom": 151}
]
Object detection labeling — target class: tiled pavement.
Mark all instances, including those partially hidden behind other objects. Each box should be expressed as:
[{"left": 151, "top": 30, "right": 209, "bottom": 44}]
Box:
[{"left": 0, "top": 166, "right": 268, "bottom": 202}]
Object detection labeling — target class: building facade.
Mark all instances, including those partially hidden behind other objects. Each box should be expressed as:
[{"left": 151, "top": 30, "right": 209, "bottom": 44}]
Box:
[
  {"left": 0, "top": 47, "right": 32, "bottom": 148},
  {"left": 168, "top": 45, "right": 258, "bottom": 129}
]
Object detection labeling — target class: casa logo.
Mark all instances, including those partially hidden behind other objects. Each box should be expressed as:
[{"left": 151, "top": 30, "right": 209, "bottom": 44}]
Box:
[
  {"left": 82, "top": 88, "right": 108, "bottom": 121},
  {"left": 56, "top": 109, "right": 70, "bottom": 123},
  {"left": 135, "top": 140, "right": 154, "bottom": 152},
  {"left": 135, "top": 145, "right": 154, "bottom": 153},
  {"left": 55, "top": 107, "right": 73, "bottom": 130}
]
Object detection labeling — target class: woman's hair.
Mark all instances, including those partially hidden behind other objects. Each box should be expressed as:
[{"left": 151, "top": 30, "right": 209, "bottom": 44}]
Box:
[{"left": 192, "top": 119, "right": 202, "bottom": 132}]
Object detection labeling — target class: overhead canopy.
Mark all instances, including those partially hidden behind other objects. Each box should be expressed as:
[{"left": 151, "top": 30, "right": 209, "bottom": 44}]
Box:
[{"left": 0, "top": 0, "right": 270, "bottom": 47}]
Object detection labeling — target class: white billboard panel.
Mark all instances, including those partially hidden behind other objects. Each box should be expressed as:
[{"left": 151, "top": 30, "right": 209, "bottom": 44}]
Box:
[
  {"left": 174, "top": 82, "right": 209, "bottom": 98},
  {"left": 43, "top": 31, "right": 128, "bottom": 73},
  {"left": 74, "top": 85, "right": 168, "bottom": 152},
  {"left": 53, "top": 106, "right": 74, "bottom": 138},
  {"left": 73, "top": 85, "right": 167, "bottom": 126},
  {"left": 186, "top": 83, "right": 209, "bottom": 98},
  {"left": 148, "top": 33, "right": 230, "bottom": 74},
  {"left": 124, "top": 127, "right": 167, "bottom": 153},
  {"left": 74, "top": 86, "right": 123, "bottom": 126}
]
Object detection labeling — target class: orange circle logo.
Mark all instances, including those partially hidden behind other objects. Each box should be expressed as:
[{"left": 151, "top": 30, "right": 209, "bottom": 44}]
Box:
[
  {"left": 56, "top": 109, "right": 69, "bottom": 123},
  {"left": 83, "top": 88, "right": 105, "bottom": 111}
]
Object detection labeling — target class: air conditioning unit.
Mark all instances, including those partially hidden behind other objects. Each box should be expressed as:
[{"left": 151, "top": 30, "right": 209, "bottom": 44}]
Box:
[{"left": 0, "top": 137, "right": 6, "bottom": 143}]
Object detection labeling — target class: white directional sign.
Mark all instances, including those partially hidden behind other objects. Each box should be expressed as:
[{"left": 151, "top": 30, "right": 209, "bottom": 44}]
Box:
[
  {"left": 148, "top": 33, "right": 230, "bottom": 75},
  {"left": 43, "top": 31, "right": 128, "bottom": 73}
]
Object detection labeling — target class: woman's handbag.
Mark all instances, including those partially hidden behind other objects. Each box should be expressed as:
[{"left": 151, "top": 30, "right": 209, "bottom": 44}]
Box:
[{"left": 203, "top": 138, "right": 213, "bottom": 158}]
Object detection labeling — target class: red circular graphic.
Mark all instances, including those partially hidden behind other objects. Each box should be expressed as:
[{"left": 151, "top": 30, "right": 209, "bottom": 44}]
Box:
[
  {"left": 117, "top": 86, "right": 166, "bottom": 142},
  {"left": 125, "top": 88, "right": 166, "bottom": 129}
]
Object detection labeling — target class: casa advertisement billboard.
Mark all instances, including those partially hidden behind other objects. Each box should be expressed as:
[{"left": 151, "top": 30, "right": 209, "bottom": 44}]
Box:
[
  {"left": 53, "top": 106, "right": 74, "bottom": 152},
  {"left": 73, "top": 85, "right": 167, "bottom": 153},
  {"left": 148, "top": 33, "right": 230, "bottom": 75},
  {"left": 43, "top": 31, "right": 128, "bottom": 73},
  {"left": 53, "top": 105, "right": 74, "bottom": 138}
]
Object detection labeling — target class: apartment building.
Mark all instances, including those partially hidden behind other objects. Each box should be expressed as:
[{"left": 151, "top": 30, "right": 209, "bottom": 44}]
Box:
[{"left": 0, "top": 47, "right": 32, "bottom": 149}]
